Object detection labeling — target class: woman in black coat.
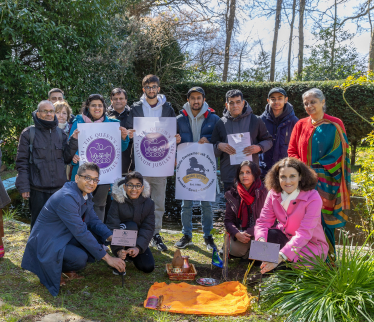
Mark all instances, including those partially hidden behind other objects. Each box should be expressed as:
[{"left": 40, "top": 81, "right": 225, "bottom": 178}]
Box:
[
  {"left": 106, "top": 172, "right": 155, "bottom": 274},
  {"left": 224, "top": 161, "right": 268, "bottom": 259}
]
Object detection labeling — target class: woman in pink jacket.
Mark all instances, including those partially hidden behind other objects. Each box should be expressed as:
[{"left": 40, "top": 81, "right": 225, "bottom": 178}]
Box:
[{"left": 254, "top": 157, "right": 328, "bottom": 274}]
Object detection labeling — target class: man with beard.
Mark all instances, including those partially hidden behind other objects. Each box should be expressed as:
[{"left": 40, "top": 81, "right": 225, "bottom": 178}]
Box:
[
  {"left": 174, "top": 87, "right": 220, "bottom": 250},
  {"left": 259, "top": 88, "right": 298, "bottom": 178},
  {"left": 16, "top": 100, "right": 79, "bottom": 230},
  {"left": 107, "top": 88, "right": 134, "bottom": 175},
  {"left": 210, "top": 89, "right": 273, "bottom": 192},
  {"left": 125, "top": 75, "right": 181, "bottom": 251}
]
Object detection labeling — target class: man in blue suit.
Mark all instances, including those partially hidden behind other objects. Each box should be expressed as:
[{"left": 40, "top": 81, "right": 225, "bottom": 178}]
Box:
[
  {"left": 175, "top": 87, "right": 220, "bottom": 250},
  {"left": 22, "top": 162, "right": 126, "bottom": 296}
]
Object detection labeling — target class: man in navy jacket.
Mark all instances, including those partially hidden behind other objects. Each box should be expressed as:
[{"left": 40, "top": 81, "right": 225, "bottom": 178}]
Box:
[
  {"left": 21, "top": 162, "right": 126, "bottom": 296},
  {"left": 259, "top": 88, "right": 299, "bottom": 178},
  {"left": 175, "top": 87, "right": 220, "bottom": 250}
]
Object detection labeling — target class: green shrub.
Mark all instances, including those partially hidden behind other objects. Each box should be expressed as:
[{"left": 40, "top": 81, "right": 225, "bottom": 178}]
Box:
[{"left": 261, "top": 234, "right": 374, "bottom": 322}]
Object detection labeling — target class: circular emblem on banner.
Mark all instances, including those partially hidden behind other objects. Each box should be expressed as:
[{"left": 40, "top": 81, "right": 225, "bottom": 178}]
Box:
[
  {"left": 140, "top": 133, "right": 170, "bottom": 162},
  {"left": 86, "top": 138, "right": 115, "bottom": 169}
]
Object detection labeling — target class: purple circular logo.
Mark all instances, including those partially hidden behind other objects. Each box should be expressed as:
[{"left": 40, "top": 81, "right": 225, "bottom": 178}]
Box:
[
  {"left": 86, "top": 139, "right": 115, "bottom": 168},
  {"left": 140, "top": 133, "right": 169, "bottom": 162}
]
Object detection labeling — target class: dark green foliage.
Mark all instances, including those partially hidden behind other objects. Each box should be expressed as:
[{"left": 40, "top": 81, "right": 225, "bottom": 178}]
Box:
[
  {"left": 0, "top": 1, "right": 187, "bottom": 166},
  {"left": 169, "top": 80, "right": 374, "bottom": 144},
  {"left": 261, "top": 234, "right": 374, "bottom": 322}
]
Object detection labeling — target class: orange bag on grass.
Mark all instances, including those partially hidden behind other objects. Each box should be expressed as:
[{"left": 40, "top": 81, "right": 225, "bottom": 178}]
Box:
[{"left": 144, "top": 281, "right": 251, "bottom": 315}]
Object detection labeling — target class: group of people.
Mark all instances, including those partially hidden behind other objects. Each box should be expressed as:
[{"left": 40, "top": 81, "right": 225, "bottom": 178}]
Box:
[{"left": 0, "top": 74, "right": 350, "bottom": 296}]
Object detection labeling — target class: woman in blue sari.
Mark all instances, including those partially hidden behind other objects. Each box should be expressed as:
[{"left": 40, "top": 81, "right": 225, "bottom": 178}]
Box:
[{"left": 288, "top": 88, "right": 350, "bottom": 257}]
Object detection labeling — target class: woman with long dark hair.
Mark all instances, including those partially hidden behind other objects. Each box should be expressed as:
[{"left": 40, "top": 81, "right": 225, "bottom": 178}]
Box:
[
  {"left": 69, "top": 94, "right": 129, "bottom": 222},
  {"left": 224, "top": 160, "right": 268, "bottom": 258}
]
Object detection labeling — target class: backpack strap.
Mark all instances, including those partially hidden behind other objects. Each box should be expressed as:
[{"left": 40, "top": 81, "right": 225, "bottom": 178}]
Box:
[{"left": 29, "top": 126, "right": 35, "bottom": 164}]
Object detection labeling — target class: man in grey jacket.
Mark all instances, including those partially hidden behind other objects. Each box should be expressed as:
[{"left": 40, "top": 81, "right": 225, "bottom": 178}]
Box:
[{"left": 210, "top": 89, "right": 272, "bottom": 192}]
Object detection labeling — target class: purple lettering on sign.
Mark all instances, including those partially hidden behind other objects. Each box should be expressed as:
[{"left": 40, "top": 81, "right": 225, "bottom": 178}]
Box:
[
  {"left": 86, "top": 138, "right": 115, "bottom": 168},
  {"left": 140, "top": 133, "right": 169, "bottom": 162}
]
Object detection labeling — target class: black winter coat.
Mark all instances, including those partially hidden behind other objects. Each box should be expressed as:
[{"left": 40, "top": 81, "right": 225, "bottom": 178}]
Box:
[
  {"left": 107, "top": 105, "right": 134, "bottom": 174},
  {"left": 210, "top": 102, "right": 273, "bottom": 184},
  {"left": 125, "top": 100, "right": 176, "bottom": 129},
  {"left": 224, "top": 183, "right": 268, "bottom": 238},
  {"left": 259, "top": 103, "right": 299, "bottom": 178},
  {"left": 15, "top": 112, "right": 78, "bottom": 193},
  {"left": 106, "top": 178, "right": 155, "bottom": 254}
]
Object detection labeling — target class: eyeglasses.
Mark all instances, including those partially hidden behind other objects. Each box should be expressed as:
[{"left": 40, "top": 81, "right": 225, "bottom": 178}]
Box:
[
  {"left": 125, "top": 183, "right": 143, "bottom": 190},
  {"left": 79, "top": 175, "right": 100, "bottom": 184},
  {"left": 39, "top": 110, "right": 55, "bottom": 115},
  {"left": 144, "top": 85, "right": 159, "bottom": 91}
]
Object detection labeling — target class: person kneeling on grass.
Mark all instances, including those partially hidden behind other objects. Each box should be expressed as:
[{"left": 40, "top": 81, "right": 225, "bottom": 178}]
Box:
[
  {"left": 106, "top": 172, "right": 155, "bottom": 275},
  {"left": 21, "top": 162, "right": 126, "bottom": 297},
  {"left": 224, "top": 161, "right": 268, "bottom": 259},
  {"left": 254, "top": 157, "right": 329, "bottom": 274}
]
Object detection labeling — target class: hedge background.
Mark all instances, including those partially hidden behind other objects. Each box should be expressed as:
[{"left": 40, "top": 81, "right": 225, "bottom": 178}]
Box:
[
  {"left": 1, "top": 80, "right": 373, "bottom": 166},
  {"left": 166, "top": 80, "right": 374, "bottom": 146}
]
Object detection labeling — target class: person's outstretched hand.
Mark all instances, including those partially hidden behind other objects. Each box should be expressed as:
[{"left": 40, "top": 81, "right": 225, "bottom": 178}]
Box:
[
  {"left": 103, "top": 253, "right": 126, "bottom": 273},
  {"left": 71, "top": 129, "right": 80, "bottom": 140},
  {"left": 218, "top": 143, "right": 236, "bottom": 155},
  {"left": 235, "top": 231, "right": 251, "bottom": 244},
  {"left": 119, "top": 127, "right": 128, "bottom": 141},
  {"left": 126, "top": 247, "right": 139, "bottom": 257}
]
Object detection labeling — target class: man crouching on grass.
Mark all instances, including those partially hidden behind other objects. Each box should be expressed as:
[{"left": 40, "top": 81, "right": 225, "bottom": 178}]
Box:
[{"left": 21, "top": 162, "right": 126, "bottom": 296}]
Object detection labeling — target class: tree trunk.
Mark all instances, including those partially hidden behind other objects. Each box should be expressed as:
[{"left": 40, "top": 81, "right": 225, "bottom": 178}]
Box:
[
  {"left": 222, "top": 0, "right": 236, "bottom": 82},
  {"left": 270, "top": 0, "right": 283, "bottom": 82},
  {"left": 369, "top": 31, "right": 374, "bottom": 71},
  {"left": 287, "top": 0, "right": 297, "bottom": 82},
  {"left": 297, "top": 0, "right": 306, "bottom": 80},
  {"left": 238, "top": 49, "right": 242, "bottom": 82},
  {"left": 330, "top": 0, "right": 337, "bottom": 69},
  {"left": 350, "top": 140, "right": 358, "bottom": 167},
  {"left": 369, "top": 4, "right": 374, "bottom": 71}
]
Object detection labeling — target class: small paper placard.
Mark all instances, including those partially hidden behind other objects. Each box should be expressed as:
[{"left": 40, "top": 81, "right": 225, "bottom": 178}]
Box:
[
  {"left": 227, "top": 132, "right": 252, "bottom": 165},
  {"left": 248, "top": 240, "right": 280, "bottom": 263},
  {"left": 111, "top": 229, "right": 138, "bottom": 247}
]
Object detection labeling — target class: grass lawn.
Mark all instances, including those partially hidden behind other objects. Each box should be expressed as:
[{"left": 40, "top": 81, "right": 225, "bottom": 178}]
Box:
[{"left": 0, "top": 220, "right": 278, "bottom": 322}]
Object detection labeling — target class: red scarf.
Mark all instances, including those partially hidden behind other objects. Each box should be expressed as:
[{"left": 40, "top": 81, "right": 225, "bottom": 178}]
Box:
[{"left": 237, "top": 178, "right": 261, "bottom": 228}]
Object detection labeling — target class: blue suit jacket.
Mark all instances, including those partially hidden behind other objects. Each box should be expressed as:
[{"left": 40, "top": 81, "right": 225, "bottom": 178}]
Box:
[{"left": 21, "top": 182, "right": 112, "bottom": 296}]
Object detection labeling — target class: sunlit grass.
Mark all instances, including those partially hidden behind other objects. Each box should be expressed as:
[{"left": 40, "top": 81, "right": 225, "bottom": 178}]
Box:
[{"left": 0, "top": 220, "right": 276, "bottom": 321}]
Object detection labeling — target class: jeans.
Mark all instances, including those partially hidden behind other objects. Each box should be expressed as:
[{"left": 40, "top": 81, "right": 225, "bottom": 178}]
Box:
[
  {"left": 181, "top": 200, "right": 213, "bottom": 238},
  {"left": 143, "top": 176, "right": 167, "bottom": 234}
]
